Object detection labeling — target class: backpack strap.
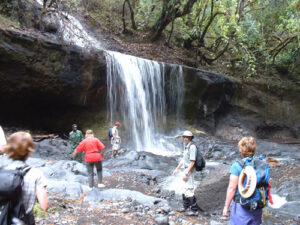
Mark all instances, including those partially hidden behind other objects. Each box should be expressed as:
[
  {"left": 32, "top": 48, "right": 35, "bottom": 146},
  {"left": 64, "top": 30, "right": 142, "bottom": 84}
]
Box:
[
  {"left": 17, "top": 165, "right": 31, "bottom": 178},
  {"left": 236, "top": 159, "right": 245, "bottom": 169}
]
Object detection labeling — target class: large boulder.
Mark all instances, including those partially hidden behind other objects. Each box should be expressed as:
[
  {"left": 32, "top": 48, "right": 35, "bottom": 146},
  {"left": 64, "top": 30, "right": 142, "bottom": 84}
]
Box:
[{"left": 194, "top": 163, "right": 230, "bottom": 213}]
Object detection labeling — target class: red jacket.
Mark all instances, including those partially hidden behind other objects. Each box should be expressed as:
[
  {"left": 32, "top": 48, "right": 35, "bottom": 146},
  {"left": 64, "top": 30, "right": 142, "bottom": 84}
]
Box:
[{"left": 75, "top": 137, "right": 105, "bottom": 162}]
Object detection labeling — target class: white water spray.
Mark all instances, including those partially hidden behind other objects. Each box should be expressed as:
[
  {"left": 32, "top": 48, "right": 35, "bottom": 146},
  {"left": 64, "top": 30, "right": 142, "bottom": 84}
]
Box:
[
  {"left": 36, "top": 0, "right": 102, "bottom": 49},
  {"left": 106, "top": 51, "right": 184, "bottom": 154}
]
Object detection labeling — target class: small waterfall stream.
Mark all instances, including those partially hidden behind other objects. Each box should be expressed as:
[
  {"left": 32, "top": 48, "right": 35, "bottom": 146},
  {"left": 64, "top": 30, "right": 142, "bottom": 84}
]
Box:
[
  {"left": 36, "top": 0, "right": 185, "bottom": 154},
  {"left": 106, "top": 51, "right": 184, "bottom": 154},
  {"left": 36, "top": 0, "right": 102, "bottom": 49}
]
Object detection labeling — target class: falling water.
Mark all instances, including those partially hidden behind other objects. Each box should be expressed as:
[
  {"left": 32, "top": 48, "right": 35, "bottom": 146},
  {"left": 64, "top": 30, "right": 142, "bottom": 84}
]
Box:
[
  {"left": 106, "top": 51, "right": 184, "bottom": 154},
  {"left": 36, "top": 0, "right": 102, "bottom": 49}
]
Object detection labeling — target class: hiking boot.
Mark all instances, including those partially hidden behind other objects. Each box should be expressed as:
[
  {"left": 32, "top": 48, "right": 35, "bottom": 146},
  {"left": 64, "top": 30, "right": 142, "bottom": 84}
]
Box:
[
  {"left": 184, "top": 210, "right": 199, "bottom": 216},
  {"left": 98, "top": 183, "right": 106, "bottom": 188}
]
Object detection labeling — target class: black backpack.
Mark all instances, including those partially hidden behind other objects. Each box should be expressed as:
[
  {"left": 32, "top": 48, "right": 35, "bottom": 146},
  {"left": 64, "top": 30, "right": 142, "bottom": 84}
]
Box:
[
  {"left": 190, "top": 143, "right": 206, "bottom": 171},
  {"left": 0, "top": 165, "right": 31, "bottom": 225}
]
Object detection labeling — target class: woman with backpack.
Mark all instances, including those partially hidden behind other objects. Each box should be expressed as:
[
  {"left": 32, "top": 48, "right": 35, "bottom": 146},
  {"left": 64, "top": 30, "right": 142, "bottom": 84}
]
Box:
[
  {"left": 223, "top": 137, "right": 270, "bottom": 225},
  {"left": 2, "top": 131, "right": 49, "bottom": 225},
  {"left": 72, "top": 129, "right": 106, "bottom": 189}
]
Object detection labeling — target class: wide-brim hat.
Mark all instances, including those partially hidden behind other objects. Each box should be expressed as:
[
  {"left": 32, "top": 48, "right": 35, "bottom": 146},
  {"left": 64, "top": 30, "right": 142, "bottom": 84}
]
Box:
[
  {"left": 182, "top": 130, "right": 193, "bottom": 137},
  {"left": 238, "top": 165, "right": 257, "bottom": 198}
]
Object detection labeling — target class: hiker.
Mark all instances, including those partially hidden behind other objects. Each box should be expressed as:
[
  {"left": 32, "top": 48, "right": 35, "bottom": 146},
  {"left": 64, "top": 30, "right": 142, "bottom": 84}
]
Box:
[
  {"left": 0, "top": 125, "right": 6, "bottom": 153},
  {"left": 111, "top": 121, "right": 121, "bottom": 158},
  {"left": 69, "top": 124, "right": 84, "bottom": 162},
  {"left": 173, "top": 130, "right": 199, "bottom": 216},
  {"left": 2, "top": 132, "right": 49, "bottom": 224},
  {"left": 223, "top": 137, "right": 270, "bottom": 224},
  {"left": 72, "top": 130, "right": 106, "bottom": 189}
]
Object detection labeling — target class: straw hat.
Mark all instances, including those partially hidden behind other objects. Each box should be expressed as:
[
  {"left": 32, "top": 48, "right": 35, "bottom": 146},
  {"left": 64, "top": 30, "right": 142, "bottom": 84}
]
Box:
[{"left": 238, "top": 166, "right": 257, "bottom": 198}]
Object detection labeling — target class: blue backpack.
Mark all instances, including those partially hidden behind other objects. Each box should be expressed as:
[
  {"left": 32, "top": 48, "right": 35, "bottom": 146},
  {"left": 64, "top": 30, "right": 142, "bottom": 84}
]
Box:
[
  {"left": 235, "top": 156, "right": 270, "bottom": 210},
  {"left": 108, "top": 128, "right": 113, "bottom": 138}
]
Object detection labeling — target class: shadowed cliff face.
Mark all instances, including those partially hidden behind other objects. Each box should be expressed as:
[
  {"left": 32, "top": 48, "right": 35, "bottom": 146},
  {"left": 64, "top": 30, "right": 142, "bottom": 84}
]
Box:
[
  {"left": 0, "top": 27, "right": 235, "bottom": 133},
  {"left": 0, "top": 28, "right": 107, "bottom": 130}
]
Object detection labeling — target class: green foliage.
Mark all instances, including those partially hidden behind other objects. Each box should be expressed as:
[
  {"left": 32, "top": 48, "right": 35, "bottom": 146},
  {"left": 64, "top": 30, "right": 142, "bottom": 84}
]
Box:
[
  {"left": 135, "top": 0, "right": 162, "bottom": 29},
  {"left": 34, "top": 202, "right": 57, "bottom": 220},
  {"left": 26, "top": 0, "right": 298, "bottom": 79}
]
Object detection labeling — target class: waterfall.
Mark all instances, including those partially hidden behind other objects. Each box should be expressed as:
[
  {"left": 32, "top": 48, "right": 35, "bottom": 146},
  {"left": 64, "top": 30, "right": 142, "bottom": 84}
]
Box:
[
  {"left": 35, "top": 0, "right": 102, "bottom": 50},
  {"left": 106, "top": 51, "right": 184, "bottom": 154}
]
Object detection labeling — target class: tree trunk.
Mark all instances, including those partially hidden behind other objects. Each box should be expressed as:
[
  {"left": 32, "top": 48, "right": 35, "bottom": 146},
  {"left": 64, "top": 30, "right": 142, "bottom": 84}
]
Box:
[
  {"left": 151, "top": 0, "right": 197, "bottom": 41},
  {"left": 126, "top": 0, "right": 137, "bottom": 30},
  {"left": 122, "top": 0, "right": 128, "bottom": 33}
]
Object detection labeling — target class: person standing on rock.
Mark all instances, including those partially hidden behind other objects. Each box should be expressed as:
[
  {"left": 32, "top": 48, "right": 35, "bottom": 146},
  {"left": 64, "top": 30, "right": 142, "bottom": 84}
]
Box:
[
  {"left": 111, "top": 121, "right": 121, "bottom": 158},
  {"left": 173, "top": 130, "right": 199, "bottom": 216},
  {"left": 69, "top": 124, "right": 84, "bottom": 162},
  {"left": 3, "top": 131, "right": 49, "bottom": 224},
  {"left": 72, "top": 130, "right": 106, "bottom": 190},
  {"left": 223, "top": 137, "right": 270, "bottom": 225}
]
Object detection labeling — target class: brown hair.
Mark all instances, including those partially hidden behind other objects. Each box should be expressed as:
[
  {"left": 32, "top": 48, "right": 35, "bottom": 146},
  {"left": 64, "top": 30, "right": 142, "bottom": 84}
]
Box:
[
  {"left": 238, "top": 137, "right": 257, "bottom": 158},
  {"left": 4, "top": 131, "right": 35, "bottom": 161}
]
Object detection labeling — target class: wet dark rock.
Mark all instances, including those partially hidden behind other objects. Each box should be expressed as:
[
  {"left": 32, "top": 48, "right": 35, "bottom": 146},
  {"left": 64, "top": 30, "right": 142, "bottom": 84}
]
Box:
[
  {"left": 266, "top": 150, "right": 282, "bottom": 157},
  {"left": 0, "top": 27, "right": 107, "bottom": 131},
  {"left": 33, "top": 139, "right": 70, "bottom": 160},
  {"left": 40, "top": 12, "right": 60, "bottom": 33}
]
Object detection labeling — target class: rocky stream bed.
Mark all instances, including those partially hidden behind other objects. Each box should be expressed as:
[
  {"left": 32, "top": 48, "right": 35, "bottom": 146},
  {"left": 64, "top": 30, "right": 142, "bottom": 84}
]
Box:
[{"left": 1, "top": 129, "right": 299, "bottom": 225}]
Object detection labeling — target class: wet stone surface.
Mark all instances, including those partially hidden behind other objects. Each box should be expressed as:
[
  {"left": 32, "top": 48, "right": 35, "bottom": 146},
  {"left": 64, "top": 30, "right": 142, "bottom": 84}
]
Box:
[{"left": 0, "top": 135, "right": 299, "bottom": 225}]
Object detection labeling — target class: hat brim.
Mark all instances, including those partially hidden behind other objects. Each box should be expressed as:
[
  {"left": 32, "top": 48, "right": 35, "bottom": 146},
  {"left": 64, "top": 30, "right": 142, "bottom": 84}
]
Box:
[{"left": 238, "top": 166, "right": 257, "bottom": 198}]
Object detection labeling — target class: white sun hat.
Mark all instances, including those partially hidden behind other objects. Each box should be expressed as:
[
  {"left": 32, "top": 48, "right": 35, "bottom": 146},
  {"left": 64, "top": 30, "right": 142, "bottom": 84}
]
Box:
[
  {"left": 238, "top": 165, "right": 257, "bottom": 198},
  {"left": 182, "top": 130, "right": 193, "bottom": 137}
]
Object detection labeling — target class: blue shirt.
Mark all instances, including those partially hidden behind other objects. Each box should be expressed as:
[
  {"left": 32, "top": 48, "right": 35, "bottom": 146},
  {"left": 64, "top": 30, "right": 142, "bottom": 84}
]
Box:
[
  {"left": 230, "top": 161, "right": 243, "bottom": 197},
  {"left": 230, "top": 157, "right": 262, "bottom": 201}
]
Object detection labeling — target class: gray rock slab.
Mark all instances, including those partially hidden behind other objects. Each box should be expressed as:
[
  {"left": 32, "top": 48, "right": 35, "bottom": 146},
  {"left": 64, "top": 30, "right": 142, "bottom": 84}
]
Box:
[{"left": 84, "top": 188, "right": 166, "bottom": 205}]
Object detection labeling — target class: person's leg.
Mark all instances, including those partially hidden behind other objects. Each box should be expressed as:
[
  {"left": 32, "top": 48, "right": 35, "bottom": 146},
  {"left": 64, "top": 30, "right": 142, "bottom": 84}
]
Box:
[
  {"left": 95, "top": 161, "right": 105, "bottom": 187},
  {"left": 177, "top": 194, "right": 190, "bottom": 212},
  {"left": 189, "top": 196, "right": 198, "bottom": 212},
  {"left": 184, "top": 172, "right": 198, "bottom": 216},
  {"left": 86, "top": 162, "right": 94, "bottom": 188}
]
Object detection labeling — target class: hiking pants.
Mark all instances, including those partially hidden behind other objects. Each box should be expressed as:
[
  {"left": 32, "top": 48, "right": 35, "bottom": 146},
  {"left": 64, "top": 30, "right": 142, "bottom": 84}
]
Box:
[
  {"left": 86, "top": 161, "right": 103, "bottom": 188},
  {"left": 182, "top": 194, "right": 198, "bottom": 211},
  {"left": 183, "top": 170, "right": 195, "bottom": 197},
  {"left": 230, "top": 201, "right": 262, "bottom": 225}
]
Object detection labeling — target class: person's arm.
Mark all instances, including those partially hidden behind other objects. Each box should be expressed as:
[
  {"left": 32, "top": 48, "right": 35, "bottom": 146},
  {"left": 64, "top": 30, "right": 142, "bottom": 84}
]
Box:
[
  {"left": 80, "top": 131, "right": 84, "bottom": 141},
  {"left": 73, "top": 141, "right": 84, "bottom": 159},
  {"left": 223, "top": 174, "right": 238, "bottom": 217},
  {"left": 36, "top": 186, "right": 49, "bottom": 211},
  {"left": 69, "top": 132, "right": 73, "bottom": 145},
  {"left": 183, "top": 160, "right": 195, "bottom": 181},
  {"left": 173, "top": 159, "right": 183, "bottom": 176},
  {"left": 97, "top": 140, "right": 105, "bottom": 157},
  {"left": 112, "top": 127, "right": 117, "bottom": 141}
]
